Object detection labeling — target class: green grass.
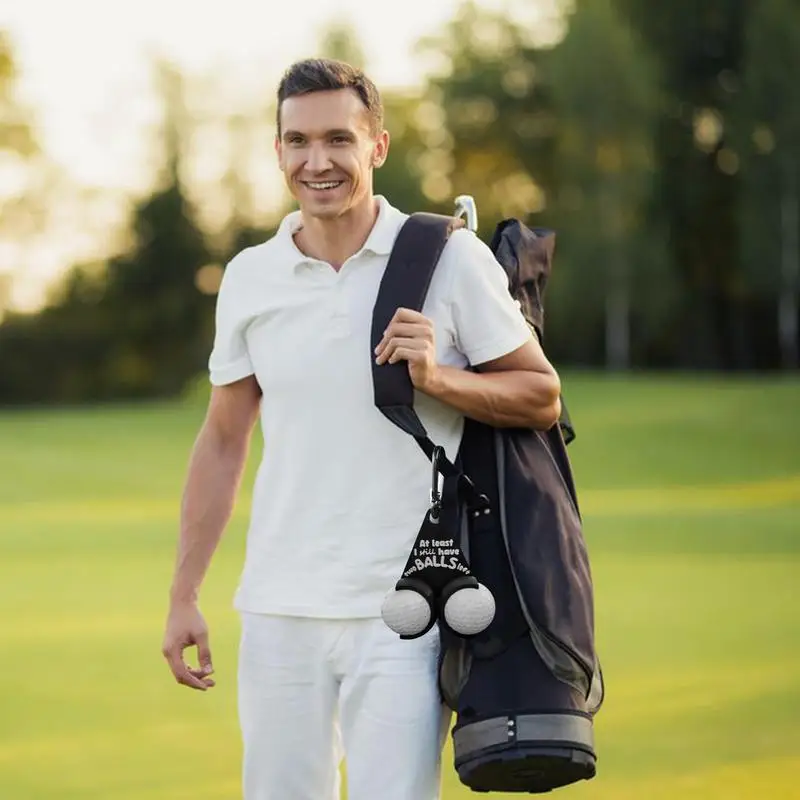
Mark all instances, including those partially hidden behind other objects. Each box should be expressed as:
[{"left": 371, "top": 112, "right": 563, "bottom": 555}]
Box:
[{"left": 1, "top": 372, "right": 799, "bottom": 799}]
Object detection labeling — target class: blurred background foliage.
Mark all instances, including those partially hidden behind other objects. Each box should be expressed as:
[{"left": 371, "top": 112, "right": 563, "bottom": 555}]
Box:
[{"left": 0, "top": 0, "right": 799, "bottom": 405}]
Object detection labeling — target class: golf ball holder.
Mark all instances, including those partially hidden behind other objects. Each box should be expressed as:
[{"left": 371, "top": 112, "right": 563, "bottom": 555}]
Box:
[{"left": 381, "top": 448, "right": 496, "bottom": 640}]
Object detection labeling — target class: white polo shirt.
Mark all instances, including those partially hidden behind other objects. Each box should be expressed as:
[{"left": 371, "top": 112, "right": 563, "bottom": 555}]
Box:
[{"left": 209, "top": 195, "right": 533, "bottom": 618}]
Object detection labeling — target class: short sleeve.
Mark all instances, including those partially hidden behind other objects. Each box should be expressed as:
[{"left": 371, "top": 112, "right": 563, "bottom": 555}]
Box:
[
  {"left": 208, "top": 255, "right": 255, "bottom": 386},
  {"left": 447, "top": 229, "right": 533, "bottom": 365}
]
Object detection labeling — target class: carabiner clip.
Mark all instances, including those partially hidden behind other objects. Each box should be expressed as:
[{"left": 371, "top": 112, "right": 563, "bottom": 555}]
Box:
[{"left": 430, "top": 446, "right": 444, "bottom": 522}]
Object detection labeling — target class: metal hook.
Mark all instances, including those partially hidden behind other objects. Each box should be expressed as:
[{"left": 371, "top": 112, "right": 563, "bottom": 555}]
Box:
[
  {"left": 430, "top": 446, "right": 445, "bottom": 522},
  {"left": 454, "top": 195, "right": 478, "bottom": 232}
]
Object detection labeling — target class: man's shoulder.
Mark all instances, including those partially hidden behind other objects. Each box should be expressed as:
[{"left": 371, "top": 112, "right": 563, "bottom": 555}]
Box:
[
  {"left": 223, "top": 226, "right": 293, "bottom": 280},
  {"left": 434, "top": 225, "right": 500, "bottom": 279},
  {"left": 391, "top": 211, "right": 486, "bottom": 265},
  {"left": 424, "top": 224, "right": 516, "bottom": 312},
  {"left": 444, "top": 224, "right": 490, "bottom": 255}
]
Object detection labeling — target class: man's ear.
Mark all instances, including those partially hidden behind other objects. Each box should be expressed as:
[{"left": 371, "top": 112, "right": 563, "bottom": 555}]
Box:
[
  {"left": 274, "top": 134, "right": 284, "bottom": 169},
  {"left": 372, "top": 130, "right": 390, "bottom": 168}
]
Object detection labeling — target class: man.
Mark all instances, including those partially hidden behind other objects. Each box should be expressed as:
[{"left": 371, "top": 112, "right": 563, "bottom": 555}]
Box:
[{"left": 162, "top": 58, "right": 562, "bottom": 800}]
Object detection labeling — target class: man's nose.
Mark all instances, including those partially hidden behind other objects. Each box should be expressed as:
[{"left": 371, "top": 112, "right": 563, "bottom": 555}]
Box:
[{"left": 306, "top": 143, "right": 334, "bottom": 173}]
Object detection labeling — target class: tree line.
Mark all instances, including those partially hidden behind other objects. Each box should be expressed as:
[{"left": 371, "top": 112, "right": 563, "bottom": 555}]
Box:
[{"left": 0, "top": 0, "right": 798, "bottom": 405}]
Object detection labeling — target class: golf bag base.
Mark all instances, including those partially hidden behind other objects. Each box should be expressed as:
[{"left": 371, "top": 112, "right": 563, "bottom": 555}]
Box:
[
  {"left": 442, "top": 622, "right": 599, "bottom": 794},
  {"left": 456, "top": 743, "right": 596, "bottom": 795}
]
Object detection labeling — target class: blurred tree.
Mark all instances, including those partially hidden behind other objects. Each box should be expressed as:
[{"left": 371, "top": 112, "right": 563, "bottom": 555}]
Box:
[
  {"left": 611, "top": 0, "right": 752, "bottom": 368},
  {"left": 730, "top": 0, "right": 800, "bottom": 369},
  {"left": 216, "top": 107, "right": 281, "bottom": 261},
  {"left": 95, "top": 60, "right": 217, "bottom": 397},
  {"left": 318, "top": 18, "right": 368, "bottom": 69},
  {"left": 0, "top": 59, "right": 215, "bottom": 404},
  {"left": 542, "top": 0, "right": 666, "bottom": 368},
  {"left": 0, "top": 32, "right": 35, "bottom": 157},
  {"left": 99, "top": 187, "right": 215, "bottom": 397},
  {"left": 416, "top": 1, "right": 669, "bottom": 366},
  {"left": 374, "top": 90, "right": 440, "bottom": 216},
  {"left": 0, "top": 30, "right": 44, "bottom": 319},
  {"left": 417, "top": 1, "right": 557, "bottom": 222}
]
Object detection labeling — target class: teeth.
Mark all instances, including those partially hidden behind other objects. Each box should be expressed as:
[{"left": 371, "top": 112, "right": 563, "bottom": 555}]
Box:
[{"left": 307, "top": 181, "right": 342, "bottom": 189}]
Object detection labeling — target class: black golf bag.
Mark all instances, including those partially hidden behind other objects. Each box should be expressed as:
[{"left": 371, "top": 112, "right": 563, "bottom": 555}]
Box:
[{"left": 371, "top": 212, "right": 604, "bottom": 794}]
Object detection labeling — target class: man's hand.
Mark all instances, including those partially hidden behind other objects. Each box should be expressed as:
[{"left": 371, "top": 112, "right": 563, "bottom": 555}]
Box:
[
  {"left": 162, "top": 602, "right": 216, "bottom": 691},
  {"left": 375, "top": 308, "right": 441, "bottom": 393}
]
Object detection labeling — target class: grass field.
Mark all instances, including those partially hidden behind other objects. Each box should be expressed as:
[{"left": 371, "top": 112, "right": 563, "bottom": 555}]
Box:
[{"left": 1, "top": 372, "right": 799, "bottom": 799}]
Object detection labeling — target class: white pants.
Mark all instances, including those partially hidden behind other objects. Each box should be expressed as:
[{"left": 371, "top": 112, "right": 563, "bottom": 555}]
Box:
[{"left": 237, "top": 613, "right": 449, "bottom": 800}]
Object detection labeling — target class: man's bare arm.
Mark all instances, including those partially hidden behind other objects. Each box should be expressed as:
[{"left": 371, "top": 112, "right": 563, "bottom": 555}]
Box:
[
  {"left": 426, "top": 339, "right": 561, "bottom": 430},
  {"left": 162, "top": 375, "right": 261, "bottom": 690},
  {"left": 169, "top": 376, "right": 261, "bottom": 603},
  {"left": 375, "top": 308, "right": 561, "bottom": 430}
]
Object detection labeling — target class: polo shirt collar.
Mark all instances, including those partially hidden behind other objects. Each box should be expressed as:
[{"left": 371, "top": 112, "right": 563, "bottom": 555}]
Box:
[
  {"left": 360, "top": 195, "right": 402, "bottom": 256},
  {"left": 278, "top": 195, "right": 403, "bottom": 269}
]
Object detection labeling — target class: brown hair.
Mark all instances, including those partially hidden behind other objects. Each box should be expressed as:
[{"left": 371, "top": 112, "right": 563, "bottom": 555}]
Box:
[{"left": 276, "top": 58, "right": 384, "bottom": 137}]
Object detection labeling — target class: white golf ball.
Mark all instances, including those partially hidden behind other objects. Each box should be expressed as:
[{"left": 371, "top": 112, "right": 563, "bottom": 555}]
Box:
[
  {"left": 443, "top": 583, "right": 496, "bottom": 636},
  {"left": 381, "top": 589, "right": 432, "bottom": 636}
]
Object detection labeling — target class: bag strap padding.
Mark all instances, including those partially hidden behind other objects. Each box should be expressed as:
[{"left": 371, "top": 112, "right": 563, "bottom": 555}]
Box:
[{"left": 371, "top": 212, "right": 486, "bottom": 502}]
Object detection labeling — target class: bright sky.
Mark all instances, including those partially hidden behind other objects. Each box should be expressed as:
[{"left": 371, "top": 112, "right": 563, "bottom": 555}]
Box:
[{"left": 0, "top": 0, "right": 558, "bottom": 308}]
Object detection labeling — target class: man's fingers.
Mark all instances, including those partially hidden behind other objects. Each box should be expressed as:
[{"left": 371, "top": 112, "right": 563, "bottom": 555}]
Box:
[
  {"left": 375, "top": 324, "right": 430, "bottom": 354},
  {"left": 175, "top": 661, "right": 212, "bottom": 690},
  {"left": 180, "top": 672, "right": 212, "bottom": 690},
  {"left": 388, "top": 346, "right": 426, "bottom": 365},
  {"left": 384, "top": 321, "right": 431, "bottom": 338},
  {"left": 187, "top": 666, "right": 216, "bottom": 688},
  {"left": 196, "top": 632, "right": 213, "bottom": 671},
  {"left": 383, "top": 337, "right": 427, "bottom": 351},
  {"left": 375, "top": 311, "right": 433, "bottom": 354},
  {"left": 167, "top": 654, "right": 207, "bottom": 690},
  {"left": 391, "top": 307, "right": 427, "bottom": 324},
  {"left": 163, "top": 641, "right": 212, "bottom": 691},
  {"left": 376, "top": 338, "right": 428, "bottom": 364}
]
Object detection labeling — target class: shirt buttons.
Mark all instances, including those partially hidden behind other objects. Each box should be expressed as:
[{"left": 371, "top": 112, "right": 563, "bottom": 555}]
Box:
[{"left": 329, "top": 278, "right": 350, "bottom": 337}]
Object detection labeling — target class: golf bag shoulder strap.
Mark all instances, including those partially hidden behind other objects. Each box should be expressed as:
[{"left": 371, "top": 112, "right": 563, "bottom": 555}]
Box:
[
  {"left": 371, "top": 211, "right": 463, "bottom": 428},
  {"left": 371, "top": 212, "right": 479, "bottom": 489}
]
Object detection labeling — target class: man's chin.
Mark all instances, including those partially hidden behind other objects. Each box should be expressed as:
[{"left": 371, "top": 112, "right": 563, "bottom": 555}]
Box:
[
  {"left": 297, "top": 193, "right": 351, "bottom": 219},
  {"left": 301, "top": 203, "right": 345, "bottom": 221}
]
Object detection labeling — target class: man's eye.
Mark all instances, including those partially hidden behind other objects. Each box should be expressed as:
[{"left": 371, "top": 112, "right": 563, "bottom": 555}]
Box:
[{"left": 331, "top": 136, "right": 350, "bottom": 144}]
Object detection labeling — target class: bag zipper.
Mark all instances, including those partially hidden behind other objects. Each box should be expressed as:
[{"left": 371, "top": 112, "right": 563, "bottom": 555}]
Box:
[{"left": 494, "top": 430, "right": 594, "bottom": 698}]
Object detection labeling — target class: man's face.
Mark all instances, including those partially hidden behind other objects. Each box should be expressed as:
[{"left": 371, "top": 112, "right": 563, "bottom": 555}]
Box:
[{"left": 275, "top": 89, "right": 389, "bottom": 221}]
